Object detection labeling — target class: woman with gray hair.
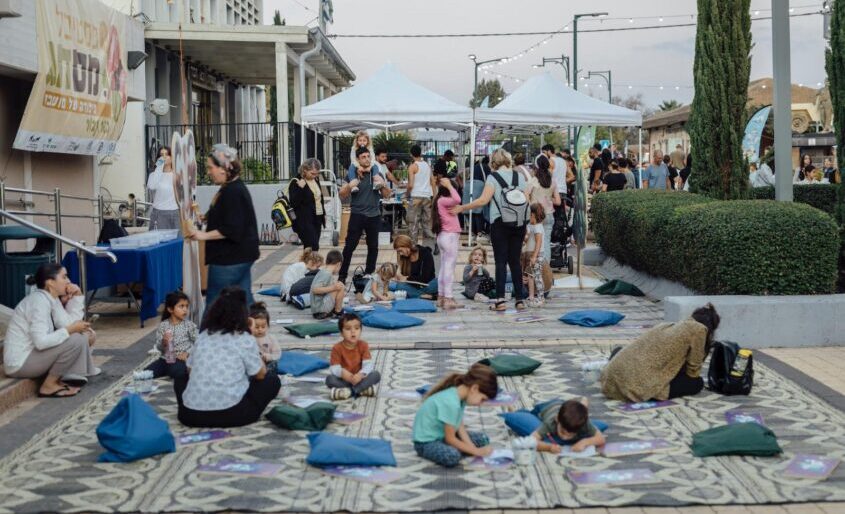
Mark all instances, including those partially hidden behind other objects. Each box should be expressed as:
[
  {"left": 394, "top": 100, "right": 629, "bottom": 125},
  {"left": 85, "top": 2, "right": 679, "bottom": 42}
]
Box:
[
  {"left": 288, "top": 158, "right": 325, "bottom": 251},
  {"left": 188, "top": 144, "right": 259, "bottom": 310}
]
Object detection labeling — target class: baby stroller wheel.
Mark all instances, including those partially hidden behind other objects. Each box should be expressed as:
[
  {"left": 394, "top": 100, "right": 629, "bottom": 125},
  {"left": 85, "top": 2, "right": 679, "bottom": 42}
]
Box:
[
  {"left": 332, "top": 231, "right": 340, "bottom": 247},
  {"left": 567, "top": 255, "right": 574, "bottom": 275}
]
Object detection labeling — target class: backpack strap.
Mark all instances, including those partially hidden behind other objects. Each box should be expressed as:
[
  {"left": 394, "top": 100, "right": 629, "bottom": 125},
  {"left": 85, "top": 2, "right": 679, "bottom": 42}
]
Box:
[
  {"left": 511, "top": 170, "right": 520, "bottom": 187},
  {"left": 491, "top": 171, "right": 508, "bottom": 189}
]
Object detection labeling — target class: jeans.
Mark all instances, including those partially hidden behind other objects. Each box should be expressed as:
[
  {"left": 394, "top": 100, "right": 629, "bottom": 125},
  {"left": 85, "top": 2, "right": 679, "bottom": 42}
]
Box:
[
  {"left": 206, "top": 261, "right": 254, "bottom": 313},
  {"left": 325, "top": 370, "right": 382, "bottom": 396},
  {"left": 414, "top": 431, "right": 489, "bottom": 467},
  {"left": 490, "top": 220, "right": 527, "bottom": 301},
  {"left": 390, "top": 279, "right": 438, "bottom": 298},
  {"left": 436, "top": 231, "right": 460, "bottom": 299},
  {"left": 174, "top": 373, "right": 281, "bottom": 428},
  {"left": 145, "top": 358, "right": 189, "bottom": 380},
  {"left": 339, "top": 213, "right": 381, "bottom": 282},
  {"left": 542, "top": 216, "right": 553, "bottom": 261}
]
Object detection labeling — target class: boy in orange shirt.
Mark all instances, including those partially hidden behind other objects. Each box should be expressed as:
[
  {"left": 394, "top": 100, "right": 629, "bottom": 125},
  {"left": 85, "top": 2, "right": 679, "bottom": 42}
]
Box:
[{"left": 327, "top": 313, "right": 381, "bottom": 400}]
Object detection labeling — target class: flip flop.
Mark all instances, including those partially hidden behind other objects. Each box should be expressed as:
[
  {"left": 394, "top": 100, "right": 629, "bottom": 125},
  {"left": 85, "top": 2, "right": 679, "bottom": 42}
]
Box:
[
  {"left": 515, "top": 300, "right": 528, "bottom": 312},
  {"left": 489, "top": 301, "right": 507, "bottom": 312},
  {"left": 38, "top": 385, "right": 78, "bottom": 398}
]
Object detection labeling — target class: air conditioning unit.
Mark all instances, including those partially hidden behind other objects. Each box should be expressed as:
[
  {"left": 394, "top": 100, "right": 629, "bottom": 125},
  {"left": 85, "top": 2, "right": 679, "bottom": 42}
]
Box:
[{"left": 149, "top": 99, "right": 172, "bottom": 116}]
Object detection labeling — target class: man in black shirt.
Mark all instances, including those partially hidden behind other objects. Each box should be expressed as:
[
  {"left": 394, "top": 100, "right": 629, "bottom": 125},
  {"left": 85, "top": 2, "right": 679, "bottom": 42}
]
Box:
[
  {"left": 663, "top": 154, "right": 678, "bottom": 190},
  {"left": 338, "top": 147, "right": 392, "bottom": 283}
]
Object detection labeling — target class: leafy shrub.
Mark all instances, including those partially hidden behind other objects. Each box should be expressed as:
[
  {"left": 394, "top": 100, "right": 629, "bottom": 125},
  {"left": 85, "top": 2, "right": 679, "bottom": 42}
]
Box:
[
  {"left": 241, "top": 158, "right": 273, "bottom": 182},
  {"left": 748, "top": 184, "right": 839, "bottom": 216},
  {"left": 592, "top": 190, "right": 840, "bottom": 295}
]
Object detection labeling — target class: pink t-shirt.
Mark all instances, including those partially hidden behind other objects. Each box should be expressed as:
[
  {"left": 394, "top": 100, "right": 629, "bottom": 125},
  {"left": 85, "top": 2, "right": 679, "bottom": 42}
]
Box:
[{"left": 437, "top": 188, "right": 462, "bottom": 233}]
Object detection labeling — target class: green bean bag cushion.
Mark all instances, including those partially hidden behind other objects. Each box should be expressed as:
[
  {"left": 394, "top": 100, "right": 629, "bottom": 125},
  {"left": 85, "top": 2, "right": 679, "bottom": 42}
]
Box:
[
  {"left": 284, "top": 322, "right": 340, "bottom": 338},
  {"left": 691, "top": 423, "right": 782, "bottom": 457},
  {"left": 477, "top": 353, "right": 542, "bottom": 376},
  {"left": 265, "top": 402, "right": 336, "bottom": 431},
  {"left": 594, "top": 279, "right": 644, "bottom": 297}
]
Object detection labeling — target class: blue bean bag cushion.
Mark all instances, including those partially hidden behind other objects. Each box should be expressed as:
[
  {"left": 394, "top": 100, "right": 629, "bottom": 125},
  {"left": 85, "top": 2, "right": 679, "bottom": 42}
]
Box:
[
  {"left": 559, "top": 310, "right": 625, "bottom": 327},
  {"left": 498, "top": 410, "right": 543, "bottom": 437},
  {"left": 257, "top": 285, "right": 281, "bottom": 297},
  {"left": 276, "top": 352, "right": 330, "bottom": 377},
  {"left": 392, "top": 298, "right": 437, "bottom": 313},
  {"left": 306, "top": 432, "right": 397, "bottom": 467},
  {"left": 97, "top": 394, "right": 176, "bottom": 462},
  {"left": 342, "top": 304, "right": 391, "bottom": 318},
  {"left": 362, "top": 310, "right": 425, "bottom": 330}
]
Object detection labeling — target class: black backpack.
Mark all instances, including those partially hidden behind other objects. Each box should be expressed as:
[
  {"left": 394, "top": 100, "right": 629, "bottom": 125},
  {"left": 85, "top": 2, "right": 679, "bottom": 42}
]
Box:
[
  {"left": 352, "top": 266, "right": 369, "bottom": 294},
  {"left": 707, "top": 341, "right": 754, "bottom": 396}
]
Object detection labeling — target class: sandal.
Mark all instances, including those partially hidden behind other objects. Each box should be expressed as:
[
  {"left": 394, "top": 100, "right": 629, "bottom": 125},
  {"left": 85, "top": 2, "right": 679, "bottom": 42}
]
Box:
[
  {"left": 489, "top": 301, "right": 507, "bottom": 312},
  {"left": 38, "top": 385, "right": 79, "bottom": 398},
  {"left": 515, "top": 300, "right": 528, "bottom": 312},
  {"left": 442, "top": 298, "right": 459, "bottom": 310}
]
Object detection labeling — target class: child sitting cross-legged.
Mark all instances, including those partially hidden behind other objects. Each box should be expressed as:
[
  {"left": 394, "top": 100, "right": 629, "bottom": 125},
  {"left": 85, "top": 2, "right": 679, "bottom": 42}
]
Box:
[
  {"left": 412, "top": 363, "right": 498, "bottom": 467},
  {"left": 310, "top": 250, "right": 346, "bottom": 320},
  {"left": 146, "top": 291, "right": 198, "bottom": 380},
  {"left": 462, "top": 246, "right": 495, "bottom": 301},
  {"left": 248, "top": 302, "right": 281, "bottom": 374},
  {"left": 326, "top": 313, "right": 381, "bottom": 400},
  {"left": 531, "top": 397, "right": 606, "bottom": 453}
]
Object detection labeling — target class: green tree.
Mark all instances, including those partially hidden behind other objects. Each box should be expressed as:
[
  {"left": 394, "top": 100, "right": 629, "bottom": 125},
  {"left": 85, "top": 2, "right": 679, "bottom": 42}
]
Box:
[
  {"left": 372, "top": 131, "right": 413, "bottom": 163},
  {"left": 469, "top": 79, "right": 507, "bottom": 108},
  {"left": 688, "top": 0, "right": 751, "bottom": 200},
  {"left": 825, "top": 0, "right": 845, "bottom": 289},
  {"left": 658, "top": 99, "right": 683, "bottom": 111}
]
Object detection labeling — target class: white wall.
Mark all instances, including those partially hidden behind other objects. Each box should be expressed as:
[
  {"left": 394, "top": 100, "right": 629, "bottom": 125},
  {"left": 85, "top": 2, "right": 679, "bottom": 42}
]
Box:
[
  {"left": 197, "top": 183, "right": 291, "bottom": 239},
  {"left": 99, "top": 102, "right": 147, "bottom": 203},
  {"left": 0, "top": 0, "right": 36, "bottom": 75}
]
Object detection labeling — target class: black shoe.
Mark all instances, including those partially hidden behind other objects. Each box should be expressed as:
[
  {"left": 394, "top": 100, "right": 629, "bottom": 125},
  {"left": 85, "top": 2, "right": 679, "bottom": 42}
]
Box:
[
  {"left": 434, "top": 246, "right": 440, "bottom": 255},
  {"left": 314, "top": 312, "right": 332, "bottom": 320}
]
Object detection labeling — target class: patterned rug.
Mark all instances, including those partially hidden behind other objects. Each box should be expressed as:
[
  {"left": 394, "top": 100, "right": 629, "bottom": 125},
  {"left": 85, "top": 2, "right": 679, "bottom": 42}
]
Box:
[{"left": 1, "top": 346, "right": 844, "bottom": 513}]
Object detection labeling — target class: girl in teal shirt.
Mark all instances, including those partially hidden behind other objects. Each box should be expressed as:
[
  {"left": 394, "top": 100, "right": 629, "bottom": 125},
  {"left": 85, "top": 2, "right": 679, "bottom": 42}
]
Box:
[{"left": 412, "top": 363, "right": 498, "bottom": 467}]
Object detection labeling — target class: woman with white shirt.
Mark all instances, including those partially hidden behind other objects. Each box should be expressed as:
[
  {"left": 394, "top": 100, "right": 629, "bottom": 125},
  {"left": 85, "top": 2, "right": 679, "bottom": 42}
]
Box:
[
  {"left": 146, "top": 151, "right": 180, "bottom": 230},
  {"left": 3, "top": 264, "right": 97, "bottom": 398},
  {"left": 174, "top": 286, "right": 281, "bottom": 427}
]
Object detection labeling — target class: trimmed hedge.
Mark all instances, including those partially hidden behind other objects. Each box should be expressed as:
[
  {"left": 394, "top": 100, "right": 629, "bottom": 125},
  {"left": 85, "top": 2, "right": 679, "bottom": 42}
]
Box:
[
  {"left": 592, "top": 190, "right": 840, "bottom": 295},
  {"left": 748, "top": 184, "right": 839, "bottom": 216}
]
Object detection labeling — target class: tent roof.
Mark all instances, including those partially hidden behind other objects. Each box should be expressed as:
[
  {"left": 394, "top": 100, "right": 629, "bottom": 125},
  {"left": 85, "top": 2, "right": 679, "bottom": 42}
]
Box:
[
  {"left": 475, "top": 72, "right": 643, "bottom": 128},
  {"left": 301, "top": 63, "right": 473, "bottom": 131}
]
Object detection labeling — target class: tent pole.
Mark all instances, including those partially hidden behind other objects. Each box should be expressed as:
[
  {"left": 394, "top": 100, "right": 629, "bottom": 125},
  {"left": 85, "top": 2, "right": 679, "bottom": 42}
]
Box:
[
  {"left": 468, "top": 122, "right": 477, "bottom": 248},
  {"left": 638, "top": 128, "right": 643, "bottom": 189}
]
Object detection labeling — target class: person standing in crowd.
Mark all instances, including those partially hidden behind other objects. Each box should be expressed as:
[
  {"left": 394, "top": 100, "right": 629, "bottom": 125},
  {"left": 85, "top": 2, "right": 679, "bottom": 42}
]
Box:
[
  {"left": 619, "top": 159, "right": 637, "bottom": 189},
  {"left": 188, "top": 144, "right": 259, "bottom": 309},
  {"left": 822, "top": 156, "right": 840, "bottom": 184},
  {"left": 750, "top": 158, "right": 775, "bottom": 188},
  {"left": 663, "top": 154, "right": 678, "bottom": 190},
  {"left": 337, "top": 147, "right": 392, "bottom": 284},
  {"left": 374, "top": 147, "right": 400, "bottom": 188},
  {"left": 600, "top": 147, "right": 613, "bottom": 174},
  {"left": 513, "top": 153, "right": 533, "bottom": 183},
  {"left": 602, "top": 162, "right": 628, "bottom": 192},
  {"left": 565, "top": 156, "right": 578, "bottom": 198},
  {"left": 644, "top": 150, "right": 670, "bottom": 190},
  {"left": 469, "top": 156, "right": 491, "bottom": 237},
  {"left": 146, "top": 147, "right": 180, "bottom": 230},
  {"left": 526, "top": 155, "right": 561, "bottom": 261},
  {"left": 473, "top": 155, "right": 491, "bottom": 182},
  {"left": 452, "top": 149, "right": 528, "bottom": 312},
  {"left": 588, "top": 147, "right": 605, "bottom": 193},
  {"left": 679, "top": 153, "right": 693, "bottom": 190},
  {"left": 552, "top": 147, "right": 569, "bottom": 198},
  {"left": 794, "top": 154, "right": 815, "bottom": 183},
  {"left": 610, "top": 143, "right": 622, "bottom": 160},
  {"left": 670, "top": 144, "right": 686, "bottom": 170},
  {"left": 406, "top": 145, "right": 436, "bottom": 250},
  {"left": 288, "top": 158, "right": 325, "bottom": 251}
]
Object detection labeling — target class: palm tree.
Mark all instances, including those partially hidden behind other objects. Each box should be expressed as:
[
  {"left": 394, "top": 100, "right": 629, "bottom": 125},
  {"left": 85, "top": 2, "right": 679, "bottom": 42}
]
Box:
[{"left": 658, "top": 99, "right": 683, "bottom": 111}]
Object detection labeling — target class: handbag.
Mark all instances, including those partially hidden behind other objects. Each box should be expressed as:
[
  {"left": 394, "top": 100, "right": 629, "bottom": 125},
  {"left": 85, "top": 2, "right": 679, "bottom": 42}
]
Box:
[
  {"left": 351, "top": 266, "right": 369, "bottom": 294},
  {"left": 707, "top": 341, "right": 754, "bottom": 396}
]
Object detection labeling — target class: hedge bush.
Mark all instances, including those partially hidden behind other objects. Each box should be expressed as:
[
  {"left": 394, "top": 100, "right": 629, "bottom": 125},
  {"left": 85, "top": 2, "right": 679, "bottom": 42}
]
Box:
[
  {"left": 748, "top": 184, "right": 839, "bottom": 216},
  {"left": 592, "top": 190, "right": 840, "bottom": 295}
]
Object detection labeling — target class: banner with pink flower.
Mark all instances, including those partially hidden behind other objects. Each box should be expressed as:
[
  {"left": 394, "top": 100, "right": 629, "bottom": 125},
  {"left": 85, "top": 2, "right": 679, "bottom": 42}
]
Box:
[{"left": 13, "top": 0, "right": 128, "bottom": 155}]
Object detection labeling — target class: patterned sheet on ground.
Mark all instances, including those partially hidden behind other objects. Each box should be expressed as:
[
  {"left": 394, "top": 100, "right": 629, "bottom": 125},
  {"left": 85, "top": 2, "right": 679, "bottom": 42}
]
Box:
[
  {"left": 1, "top": 347, "right": 843, "bottom": 513},
  {"left": 264, "top": 290, "right": 663, "bottom": 347}
]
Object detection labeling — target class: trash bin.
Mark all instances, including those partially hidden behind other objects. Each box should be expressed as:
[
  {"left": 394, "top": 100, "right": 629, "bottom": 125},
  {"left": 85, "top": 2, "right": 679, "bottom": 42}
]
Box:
[{"left": 0, "top": 226, "right": 56, "bottom": 309}]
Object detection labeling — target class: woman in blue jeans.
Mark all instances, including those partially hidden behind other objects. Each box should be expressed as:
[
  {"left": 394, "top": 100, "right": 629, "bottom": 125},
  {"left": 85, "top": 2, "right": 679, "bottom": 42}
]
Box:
[
  {"left": 391, "top": 235, "right": 438, "bottom": 299},
  {"left": 188, "top": 144, "right": 260, "bottom": 313}
]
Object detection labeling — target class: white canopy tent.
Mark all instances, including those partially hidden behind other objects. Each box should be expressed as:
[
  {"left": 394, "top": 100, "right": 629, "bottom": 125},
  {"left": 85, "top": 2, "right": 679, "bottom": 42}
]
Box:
[{"left": 301, "top": 63, "right": 473, "bottom": 132}]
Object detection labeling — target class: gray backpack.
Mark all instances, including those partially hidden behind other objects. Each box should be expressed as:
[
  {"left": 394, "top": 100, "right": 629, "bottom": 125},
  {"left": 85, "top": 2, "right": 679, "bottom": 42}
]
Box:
[{"left": 491, "top": 171, "right": 529, "bottom": 227}]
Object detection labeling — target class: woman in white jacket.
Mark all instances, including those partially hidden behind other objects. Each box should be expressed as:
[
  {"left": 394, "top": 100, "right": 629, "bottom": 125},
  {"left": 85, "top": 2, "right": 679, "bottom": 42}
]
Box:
[{"left": 3, "top": 263, "right": 97, "bottom": 397}]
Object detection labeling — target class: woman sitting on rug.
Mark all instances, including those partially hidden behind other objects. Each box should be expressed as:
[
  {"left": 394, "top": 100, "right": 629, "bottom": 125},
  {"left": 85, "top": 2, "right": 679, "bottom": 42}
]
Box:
[
  {"left": 3, "top": 263, "right": 98, "bottom": 398},
  {"left": 174, "top": 286, "right": 281, "bottom": 428},
  {"left": 600, "top": 303, "right": 720, "bottom": 402},
  {"left": 391, "top": 234, "right": 437, "bottom": 299}
]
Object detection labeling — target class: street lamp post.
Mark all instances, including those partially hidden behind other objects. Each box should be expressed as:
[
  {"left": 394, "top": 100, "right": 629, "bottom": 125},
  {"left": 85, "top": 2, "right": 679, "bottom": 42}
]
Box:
[
  {"left": 586, "top": 70, "right": 612, "bottom": 103},
  {"left": 573, "top": 12, "right": 607, "bottom": 92},
  {"left": 469, "top": 54, "right": 508, "bottom": 108}
]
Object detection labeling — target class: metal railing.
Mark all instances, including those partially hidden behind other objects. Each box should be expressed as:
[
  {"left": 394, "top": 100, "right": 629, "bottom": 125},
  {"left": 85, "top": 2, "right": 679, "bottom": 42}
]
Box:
[{"left": 0, "top": 208, "right": 117, "bottom": 314}]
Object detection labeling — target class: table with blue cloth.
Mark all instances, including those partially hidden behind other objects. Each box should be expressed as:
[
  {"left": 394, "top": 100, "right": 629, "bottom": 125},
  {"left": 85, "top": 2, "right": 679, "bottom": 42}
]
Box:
[{"left": 62, "top": 238, "right": 183, "bottom": 326}]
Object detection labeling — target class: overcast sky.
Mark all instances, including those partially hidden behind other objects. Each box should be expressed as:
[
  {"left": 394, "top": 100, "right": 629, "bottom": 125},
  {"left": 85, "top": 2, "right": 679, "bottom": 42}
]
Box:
[{"left": 263, "top": 0, "right": 828, "bottom": 109}]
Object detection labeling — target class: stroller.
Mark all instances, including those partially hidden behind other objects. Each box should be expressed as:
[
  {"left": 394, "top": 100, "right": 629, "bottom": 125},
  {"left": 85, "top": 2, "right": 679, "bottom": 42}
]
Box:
[{"left": 549, "top": 196, "right": 574, "bottom": 274}]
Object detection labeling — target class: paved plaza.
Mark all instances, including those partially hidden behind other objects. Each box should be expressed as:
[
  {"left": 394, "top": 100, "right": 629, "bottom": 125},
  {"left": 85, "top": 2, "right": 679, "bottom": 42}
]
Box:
[{"left": 1, "top": 243, "right": 844, "bottom": 514}]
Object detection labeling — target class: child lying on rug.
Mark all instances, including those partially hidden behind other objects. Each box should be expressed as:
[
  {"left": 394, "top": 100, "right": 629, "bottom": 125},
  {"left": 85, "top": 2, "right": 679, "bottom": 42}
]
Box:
[
  {"left": 146, "top": 291, "right": 198, "bottom": 379},
  {"left": 412, "top": 363, "right": 499, "bottom": 467},
  {"left": 531, "top": 397, "right": 606, "bottom": 453},
  {"left": 248, "top": 302, "right": 281, "bottom": 374},
  {"left": 326, "top": 313, "right": 381, "bottom": 400}
]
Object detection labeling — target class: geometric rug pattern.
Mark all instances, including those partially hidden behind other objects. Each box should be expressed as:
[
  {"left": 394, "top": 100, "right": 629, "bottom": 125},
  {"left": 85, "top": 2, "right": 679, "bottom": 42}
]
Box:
[{"left": 1, "top": 346, "right": 844, "bottom": 513}]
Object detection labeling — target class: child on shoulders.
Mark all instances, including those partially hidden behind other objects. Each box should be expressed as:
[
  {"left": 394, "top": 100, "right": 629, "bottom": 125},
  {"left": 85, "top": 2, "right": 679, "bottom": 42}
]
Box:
[
  {"left": 531, "top": 397, "right": 605, "bottom": 453},
  {"left": 248, "top": 302, "right": 281, "bottom": 374},
  {"left": 326, "top": 313, "right": 381, "bottom": 400},
  {"left": 412, "top": 363, "right": 498, "bottom": 467},
  {"left": 462, "top": 246, "right": 495, "bottom": 301},
  {"left": 310, "top": 250, "right": 345, "bottom": 320},
  {"left": 146, "top": 291, "right": 198, "bottom": 379}
]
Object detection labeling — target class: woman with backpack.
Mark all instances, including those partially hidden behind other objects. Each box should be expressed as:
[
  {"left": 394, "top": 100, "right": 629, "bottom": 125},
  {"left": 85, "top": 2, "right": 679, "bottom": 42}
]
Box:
[
  {"left": 288, "top": 158, "right": 325, "bottom": 251},
  {"left": 451, "top": 149, "right": 529, "bottom": 312}
]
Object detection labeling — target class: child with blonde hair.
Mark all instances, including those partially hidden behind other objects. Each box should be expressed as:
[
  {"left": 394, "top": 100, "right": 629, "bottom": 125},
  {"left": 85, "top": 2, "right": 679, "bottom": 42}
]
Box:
[
  {"left": 281, "top": 249, "right": 322, "bottom": 301},
  {"left": 360, "top": 262, "right": 397, "bottom": 303},
  {"left": 522, "top": 203, "right": 546, "bottom": 306},
  {"left": 462, "top": 247, "right": 495, "bottom": 301}
]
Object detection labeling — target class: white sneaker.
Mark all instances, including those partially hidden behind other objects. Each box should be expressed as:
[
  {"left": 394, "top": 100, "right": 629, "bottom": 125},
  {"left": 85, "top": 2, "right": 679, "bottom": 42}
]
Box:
[
  {"left": 331, "top": 387, "right": 352, "bottom": 401},
  {"left": 360, "top": 386, "right": 376, "bottom": 397}
]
